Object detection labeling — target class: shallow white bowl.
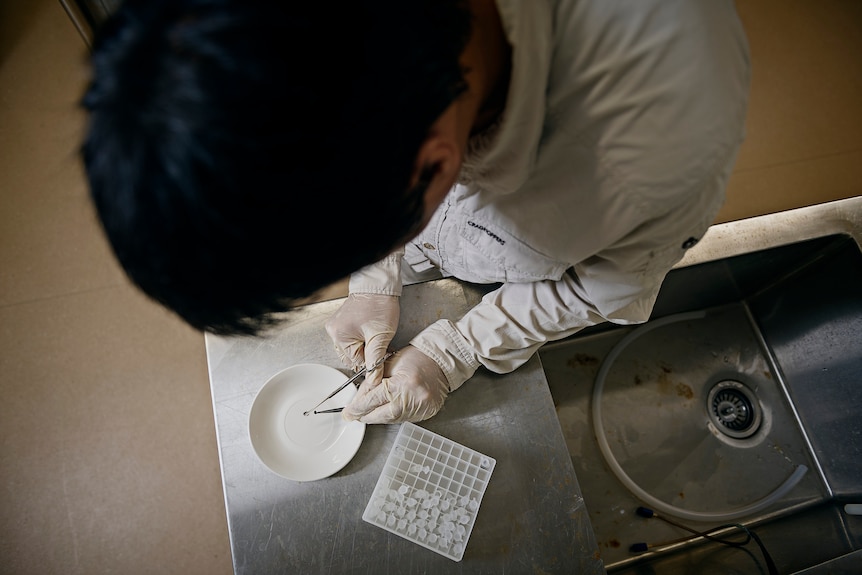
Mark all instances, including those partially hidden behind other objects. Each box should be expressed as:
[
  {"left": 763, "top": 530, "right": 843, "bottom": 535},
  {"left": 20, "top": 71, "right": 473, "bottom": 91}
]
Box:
[{"left": 248, "top": 363, "right": 365, "bottom": 482}]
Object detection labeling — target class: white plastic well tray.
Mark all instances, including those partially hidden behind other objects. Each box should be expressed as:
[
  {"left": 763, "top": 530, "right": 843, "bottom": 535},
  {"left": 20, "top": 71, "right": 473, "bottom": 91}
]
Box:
[{"left": 362, "top": 422, "right": 496, "bottom": 561}]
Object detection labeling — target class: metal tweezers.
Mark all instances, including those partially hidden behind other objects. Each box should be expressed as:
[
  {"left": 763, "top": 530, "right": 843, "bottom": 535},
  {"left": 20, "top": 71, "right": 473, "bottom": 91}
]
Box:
[{"left": 302, "top": 351, "right": 395, "bottom": 416}]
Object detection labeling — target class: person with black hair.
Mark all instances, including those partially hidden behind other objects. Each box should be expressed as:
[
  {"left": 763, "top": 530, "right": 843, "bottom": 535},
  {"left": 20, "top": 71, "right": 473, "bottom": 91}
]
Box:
[{"left": 83, "top": 0, "right": 750, "bottom": 424}]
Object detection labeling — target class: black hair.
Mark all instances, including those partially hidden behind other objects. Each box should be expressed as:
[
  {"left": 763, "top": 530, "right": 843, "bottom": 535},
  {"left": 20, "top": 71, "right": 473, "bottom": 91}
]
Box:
[{"left": 82, "top": 0, "right": 470, "bottom": 335}]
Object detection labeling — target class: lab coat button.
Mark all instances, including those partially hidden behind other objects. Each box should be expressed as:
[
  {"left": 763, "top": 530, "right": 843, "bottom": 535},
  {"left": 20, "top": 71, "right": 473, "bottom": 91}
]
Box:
[
  {"left": 682, "top": 237, "right": 699, "bottom": 249},
  {"left": 423, "top": 242, "right": 436, "bottom": 251}
]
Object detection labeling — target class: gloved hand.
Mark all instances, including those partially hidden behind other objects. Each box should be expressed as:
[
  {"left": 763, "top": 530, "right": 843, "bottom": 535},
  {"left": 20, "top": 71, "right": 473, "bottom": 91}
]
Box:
[
  {"left": 324, "top": 293, "right": 399, "bottom": 387},
  {"left": 343, "top": 345, "right": 449, "bottom": 424}
]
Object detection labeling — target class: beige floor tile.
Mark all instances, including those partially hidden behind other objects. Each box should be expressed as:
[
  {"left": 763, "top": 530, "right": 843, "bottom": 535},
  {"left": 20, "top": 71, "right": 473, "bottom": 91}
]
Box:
[
  {"left": 0, "top": 0, "right": 125, "bottom": 307},
  {"left": 1, "top": 1, "right": 231, "bottom": 574},
  {"left": 0, "top": 155, "right": 126, "bottom": 307},
  {"left": 0, "top": 285, "right": 232, "bottom": 575},
  {"left": 718, "top": 148, "right": 862, "bottom": 223},
  {"left": 708, "top": 0, "right": 862, "bottom": 223},
  {"left": 735, "top": 0, "right": 862, "bottom": 171}
]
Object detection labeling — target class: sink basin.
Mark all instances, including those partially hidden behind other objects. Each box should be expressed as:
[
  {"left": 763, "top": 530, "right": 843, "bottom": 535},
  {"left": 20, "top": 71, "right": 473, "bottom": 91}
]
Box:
[{"left": 538, "top": 199, "right": 862, "bottom": 574}]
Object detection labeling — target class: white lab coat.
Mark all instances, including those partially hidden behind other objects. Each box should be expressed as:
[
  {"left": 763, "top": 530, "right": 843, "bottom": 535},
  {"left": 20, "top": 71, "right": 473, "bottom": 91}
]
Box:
[{"left": 350, "top": 0, "right": 751, "bottom": 390}]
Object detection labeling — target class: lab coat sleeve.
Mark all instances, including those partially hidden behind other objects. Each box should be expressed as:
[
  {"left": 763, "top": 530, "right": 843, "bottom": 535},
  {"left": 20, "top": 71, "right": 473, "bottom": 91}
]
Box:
[
  {"left": 348, "top": 247, "right": 406, "bottom": 296},
  {"left": 409, "top": 230, "right": 687, "bottom": 392},
  {"left": 410, "top": 152, "right": 736, "bottom": 391}
]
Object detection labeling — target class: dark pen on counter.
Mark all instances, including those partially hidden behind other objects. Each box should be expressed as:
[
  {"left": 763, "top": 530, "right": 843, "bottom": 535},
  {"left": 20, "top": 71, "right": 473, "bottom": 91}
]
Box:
[{"left": 302, "top": 351, "right": 395, "bottom": 416}]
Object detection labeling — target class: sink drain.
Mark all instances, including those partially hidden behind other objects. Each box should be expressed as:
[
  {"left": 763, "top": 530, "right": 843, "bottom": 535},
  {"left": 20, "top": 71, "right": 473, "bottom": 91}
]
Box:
[{"left": 707, "top": 380, "right": 762, "bottom": 439}]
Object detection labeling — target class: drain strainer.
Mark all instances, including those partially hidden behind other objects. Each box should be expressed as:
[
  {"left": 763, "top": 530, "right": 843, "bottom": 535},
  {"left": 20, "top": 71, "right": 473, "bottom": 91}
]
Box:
[{"left": 707, "top": 380, "right": 762, "bottom": 439}]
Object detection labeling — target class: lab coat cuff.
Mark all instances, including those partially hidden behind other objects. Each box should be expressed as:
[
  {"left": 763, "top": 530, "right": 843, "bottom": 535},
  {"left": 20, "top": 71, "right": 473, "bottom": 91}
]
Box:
[
  {"left": 348, "top": 248, "right": 405, "bottom": 296},
  {"left": 410, "top": 320, "right": 480, "bottom": 392}
]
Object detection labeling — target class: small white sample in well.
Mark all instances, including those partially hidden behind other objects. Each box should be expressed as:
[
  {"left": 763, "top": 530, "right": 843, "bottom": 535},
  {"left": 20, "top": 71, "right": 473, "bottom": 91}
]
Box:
[{"left": 362, "top": 422, "right": 497, "bottom": 561}]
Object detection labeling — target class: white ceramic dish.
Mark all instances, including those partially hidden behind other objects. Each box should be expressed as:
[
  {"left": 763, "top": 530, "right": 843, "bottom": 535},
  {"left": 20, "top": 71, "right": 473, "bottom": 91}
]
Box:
[{"left": 248, "top": 363, "right": 365, "bottom": 482}]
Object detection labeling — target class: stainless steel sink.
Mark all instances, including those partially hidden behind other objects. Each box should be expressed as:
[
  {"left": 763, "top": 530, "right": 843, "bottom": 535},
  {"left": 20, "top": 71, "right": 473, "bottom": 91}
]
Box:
[{"left": 538, "top": 198, "right": 862, "bottom": 574}]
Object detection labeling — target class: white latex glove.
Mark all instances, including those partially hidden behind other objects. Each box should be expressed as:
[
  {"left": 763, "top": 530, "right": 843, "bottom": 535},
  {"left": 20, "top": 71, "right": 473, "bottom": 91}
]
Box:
[
  {"left": 342, "top": 345, "right": 449, "bottom": 424},
  {"left": 324, "top": 293, "right": 399, "bottom": 387}
]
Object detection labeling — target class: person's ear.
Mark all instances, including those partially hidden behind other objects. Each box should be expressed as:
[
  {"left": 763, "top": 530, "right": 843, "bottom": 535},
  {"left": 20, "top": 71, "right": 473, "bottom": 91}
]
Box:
[{"left": 412, "top": 130, "right": 462, "bottom": 211}]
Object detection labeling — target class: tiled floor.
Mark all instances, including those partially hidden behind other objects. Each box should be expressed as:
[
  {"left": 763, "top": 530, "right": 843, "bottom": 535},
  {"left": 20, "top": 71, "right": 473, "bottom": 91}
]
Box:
[
  {"left": 716, "top": 0, "right": 862, "bottom": 223},
  {"left": 0, "top": 2, "right": 231, "bottom": 574},
  {"left": 0, "top": 1, "right": 859, "bottom": 574}
]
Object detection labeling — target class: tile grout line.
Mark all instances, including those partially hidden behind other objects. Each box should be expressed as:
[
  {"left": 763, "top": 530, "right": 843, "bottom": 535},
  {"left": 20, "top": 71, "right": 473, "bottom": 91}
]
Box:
[
  {"left": 0, "top": 281, "right": 129, "bottom": 311},
  {"left": 733, "top": 146, "right": 862, "bottom": 175}
]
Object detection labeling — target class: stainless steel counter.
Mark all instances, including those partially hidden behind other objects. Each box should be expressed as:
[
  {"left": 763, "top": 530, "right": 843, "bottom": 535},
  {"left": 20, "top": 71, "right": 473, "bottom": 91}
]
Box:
[{"left": 205, "top": 278, "right": 604, "bottom": 574}]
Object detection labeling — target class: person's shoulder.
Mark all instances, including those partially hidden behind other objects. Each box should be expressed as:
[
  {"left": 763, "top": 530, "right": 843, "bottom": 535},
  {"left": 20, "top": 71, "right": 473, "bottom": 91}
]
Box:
[{"left": 542, "top": 0, "right": 749, "bottom": 195}]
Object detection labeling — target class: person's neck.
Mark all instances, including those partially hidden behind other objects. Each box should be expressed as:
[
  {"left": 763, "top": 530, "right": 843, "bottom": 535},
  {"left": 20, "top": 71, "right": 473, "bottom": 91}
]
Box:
[{"left": 457, "top": 0, "right": 512, "bottom": 140}]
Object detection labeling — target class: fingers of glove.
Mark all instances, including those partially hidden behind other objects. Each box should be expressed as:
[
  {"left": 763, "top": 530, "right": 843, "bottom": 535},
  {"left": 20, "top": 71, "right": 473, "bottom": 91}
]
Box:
[
  {"left": 342, "top": 377, "right": 393, "bottom": 422},
  {"left": 387, "top": 346, "right": 449, "bottom": 422},
  {"left": 324, "top": 294, "right": 399, "bottom": 338},
  {"left": 351, "top": 379, "right": 445, "bottom": 424},
  {"left": 334, "top": 325, "right": 393, "bottom": 373},
  {"left": 357, "top": 295, "right": 399, "bottom": 375},
  {"left": 342, "top": 378, "right": 407, "bottom": 424},
  {"left": 343, "top": 347, "right": 449, "bottom": 424},
  {"left": 334, "top": 340, "right": 365, "bottom": 372},
  {"left": 354, "top": 402, "right": 403, "bottom": 425},
  {"left": 393, "top": 382, "right": 446, "bottom": 423},
  {"left": 324, "top": 301, "right": 363, "bottom": 369},
  {"left": 324, "top": 294, "right": 399, "bottom": 372},
  {"left": 361, "top": 332, "right": 393, "bottom": 386},
  {"left": 323, "top": 294, "right": 360, "bottom": 340}
]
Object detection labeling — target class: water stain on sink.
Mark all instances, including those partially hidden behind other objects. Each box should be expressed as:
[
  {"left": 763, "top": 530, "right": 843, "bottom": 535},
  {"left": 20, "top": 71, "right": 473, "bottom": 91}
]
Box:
[
  {"left": 676, "top": 383, "right": 694, "bottom": 399},
  {"left": 567, "top": 353, "right": 599, "bottom": 368},
  {"left": 649, "top": 365, "right": 695, "bottom": 400}
]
